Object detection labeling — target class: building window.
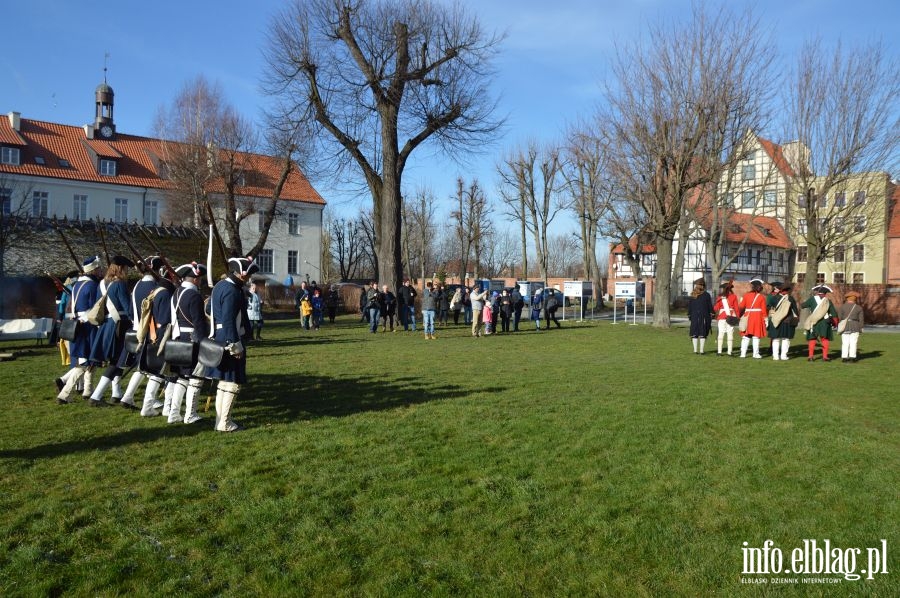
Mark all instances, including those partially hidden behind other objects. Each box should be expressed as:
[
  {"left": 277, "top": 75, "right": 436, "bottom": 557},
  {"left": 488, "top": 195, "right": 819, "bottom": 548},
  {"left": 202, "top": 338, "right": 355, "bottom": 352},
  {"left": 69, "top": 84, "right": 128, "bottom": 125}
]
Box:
[
  {"left": 817, "top": 193, "right": 826, "bottom": 208},
  {"left": 798, "top": 194, "right": 807, "bottom": 209},
  {"left": 287, "top": 250, "right": 298, "bottom": 275},
  {"left": 778, "top": 253, "right": 784, "bottom": 267},
  {"left": 288, "top": 212, "right": 300, "bottom": 235},
  {"left": 742, "top": 164, "right": 755, "bottom": 181},
  {"left": 742, "top": 191, "right": 755, "bottom": 209},
  {"left": 834, "top": 191, "right": 846, "bottom": 207},
  {"left": 833, "top": 217, "right": 845, "bottom": 234},
  {"left": 115, "top": 198, "right": 128, "bottom": 223},
  {"left": 816, "top": 273, "right": 825, "bottom": 284},
  {"left": 144, "top": 200, "right": 158, "bottom": 225},
  {"left": 73, "top": 194, "right": 88, "bottom": 221},
  {"left": 797, "top": 273, "right": 806, "bottom": 283},
  {"left": 852, "top": 244, "right": 864, "bottom": 262},
  {"left": 852, "top": 273, "right": 864, "bottom": 284},
  {"left": 32, "top": 191, "right": 48, "bottom": 217},
  {"left": 258, "top": 249, "right": 274, "bottom": 274},
  {"left": 1, "top": 146, "right": 21, "bottom": 165},
  {"left": 833, "top": 245, "right": 845, "bottom": 262},
  {"left": 258, "top": 215, "right": 266, "bottom": 233},
  {"left": 833, "top": 272, "right": 845, "bottom": 284},
  {"left": 99, "top": 159, "right": 117, "bottom": 176},
  {"left": 797, "top": 246, "right": 807, "bottom": 262},
  {"left": 34, "top": 156, "right": 46, "bottom": 165},
  {"left": 763, "top": 191, "right": 776, "bottom": 206},
  {"left": 724, "top": 192, "right": 734, "bottom": 207},
  {"left": 797, "top": 219, "right": 807, "bottom": 235},
  {"left": 755, "top": 250, "right": 761, "bottom": 265},
  {"left": 767, "top": 251, "right": 773, "bottom": 266},
  {"left": 854, "top": 216, "right": 866, "bottom": 233},
  {"left": 853, "top": 191, "right": 866, "bottom": 205},
  {"left": 58, "top": 158, "right": 71, "bottom": 168},
  {"left": 1, "top": 188, "right": 11, "bottom": 215}
]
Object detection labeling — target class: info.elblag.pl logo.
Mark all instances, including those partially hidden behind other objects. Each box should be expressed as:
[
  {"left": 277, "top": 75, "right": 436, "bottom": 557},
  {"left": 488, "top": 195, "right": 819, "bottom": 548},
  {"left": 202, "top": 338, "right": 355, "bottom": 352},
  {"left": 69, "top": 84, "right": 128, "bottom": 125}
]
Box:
[{"left": 741, "top": 539, "right": 889, "bottom": 585}]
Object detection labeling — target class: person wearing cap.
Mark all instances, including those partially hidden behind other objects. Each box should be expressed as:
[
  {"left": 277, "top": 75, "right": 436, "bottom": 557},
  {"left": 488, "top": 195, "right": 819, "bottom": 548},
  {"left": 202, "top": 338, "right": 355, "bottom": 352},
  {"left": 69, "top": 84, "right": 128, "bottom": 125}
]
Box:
[
  {"left": 766, "top": 281, "right": 799, "bottom": 361},
  {"left": 139, "top": 265, "right": 178, "bottom": 417},
  {"left": 738, "top": 278, "right": 768, "bottom": 359},
  {"left": 207, "top": 256, "right": 258, "bottom": 432},
  {"left": 687, "top": 278, "right": 713, "bottom": 354},
  {"left": 800, "top": 285, "right": 839, "bottom": 362},
  {"left": 530, "top": 288, "right": 544, "bottom": 331},
  {"left": 499, "top": 289, "right": 513, "bottom": 333},
  {"left": 544, "top": 289, "right": 562, "bottom": 330},
  {"left": 57, "top": 257, "right": 103, "bottom": 403},
  {"left": 326, "top": 285, "right": 339, "bottom": 324},
  {"left": 838, "top": 291, "right": 864, "bottom": 362},
  {"left": 470, "top": 284, "right": 488, "bottom": 337},
  {"left": 118, "top": 256, "right": 165, "bottom": 409},
  {"left": 713, "top": 282, "right": 739, "bottom": 356},
  {"left": 167, "top": 262, "right": 209, "bottom": 424},
  {"left": 87, "top": 255, "right": 135, "bottom": 406}
]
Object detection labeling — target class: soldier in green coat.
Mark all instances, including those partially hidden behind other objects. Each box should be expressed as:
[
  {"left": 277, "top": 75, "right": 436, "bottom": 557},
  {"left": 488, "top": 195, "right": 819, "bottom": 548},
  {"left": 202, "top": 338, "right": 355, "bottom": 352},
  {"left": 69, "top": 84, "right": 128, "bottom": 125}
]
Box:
[{"left": 800, "top": 285, "right": 838, "bottom": 362}]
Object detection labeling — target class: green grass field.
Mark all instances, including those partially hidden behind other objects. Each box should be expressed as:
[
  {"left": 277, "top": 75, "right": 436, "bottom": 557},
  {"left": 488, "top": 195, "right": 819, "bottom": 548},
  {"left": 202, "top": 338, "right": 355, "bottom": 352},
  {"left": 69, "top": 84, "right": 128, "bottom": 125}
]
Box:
[{"left": 1, "top": 316, "right": 897, "bottom": 596}]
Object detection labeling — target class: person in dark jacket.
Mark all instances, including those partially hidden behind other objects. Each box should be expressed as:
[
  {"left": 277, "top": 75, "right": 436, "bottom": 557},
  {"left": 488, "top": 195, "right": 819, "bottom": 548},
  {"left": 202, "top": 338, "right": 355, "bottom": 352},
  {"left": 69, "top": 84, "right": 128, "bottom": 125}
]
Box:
[
  {"left": 510, "top": 288, "right": 524, "bottom": 331},
  {"left": 397, "top": 278, "right": 417, "bottom": 331},
  {"left": 206, "top": 257, "right": 258, "bottom": 432},
  {"left": 380, "top": 284, "right": 396, "bottom": 332},
  {"left": 326, "top": 286, "right": 339, "bottom": 323},
  {"left": 499, "top": 289, "right": 513, "bottom": 333},
  {"left": 687, "top": 278, "right": 714, "bottom": 354},
  {"left": 544, "top": 289, "right": 562, "bottom": 329},
  {"left": 57, "top": 256, "right": 102, "bottom": 404},
  {"left": 166, "top": 262, "right": 209, "bottom": 424},
  {"left": 87, "top": 255, "right": 135, "bottom": 406},
  {"left": 766, "top": 281, "right": 799, "bottom": 361},
  {"left": 140, "top": 271, "right": 176, "bottom": 417}
]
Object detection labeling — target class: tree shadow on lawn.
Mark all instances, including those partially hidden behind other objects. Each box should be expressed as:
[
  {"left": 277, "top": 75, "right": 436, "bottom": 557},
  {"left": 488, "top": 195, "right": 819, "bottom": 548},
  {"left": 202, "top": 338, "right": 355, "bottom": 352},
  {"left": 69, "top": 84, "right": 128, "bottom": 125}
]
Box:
[
  {"left": 238, "top": 372, "right": 506, "bottom": 426},
  {"left": 0, "top": 374, "right": 504, "bottom": 461}
]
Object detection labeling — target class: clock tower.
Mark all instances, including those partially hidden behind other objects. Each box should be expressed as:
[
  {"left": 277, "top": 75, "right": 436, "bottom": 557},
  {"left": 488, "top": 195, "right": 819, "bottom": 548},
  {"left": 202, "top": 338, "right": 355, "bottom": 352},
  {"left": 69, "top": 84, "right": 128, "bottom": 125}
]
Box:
[{"left": 94, "top": 81, "right": 116, "bottom": 139}]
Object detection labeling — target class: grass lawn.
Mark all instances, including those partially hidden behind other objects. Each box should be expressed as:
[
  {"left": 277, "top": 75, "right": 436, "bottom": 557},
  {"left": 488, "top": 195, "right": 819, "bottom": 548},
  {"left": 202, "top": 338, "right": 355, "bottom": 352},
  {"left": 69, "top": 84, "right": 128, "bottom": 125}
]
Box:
[{"left": 0, "top": 316, "right": 897, "bottom": 596}]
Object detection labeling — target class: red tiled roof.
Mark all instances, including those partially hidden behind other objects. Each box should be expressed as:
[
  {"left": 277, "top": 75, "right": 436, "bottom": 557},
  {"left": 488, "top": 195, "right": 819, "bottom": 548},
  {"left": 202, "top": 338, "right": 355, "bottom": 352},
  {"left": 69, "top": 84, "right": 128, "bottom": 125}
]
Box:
[
  {"left": 720, "top": 212, "right": 793, "bottom": 249},
  {"left": 889, "top": 185, "right": 900, "bottom": 238},
  {"left": 0, "top": 118, "right": 27, "bottom": 145},
  {"left": 0, "top": 118, "right": 325, "bottom": 206},
  {"left": 611, "top": 240, "right": 656, "bottom": 254},
  {"left": 757, "top": 136, "right": 796, "bottom": 178}
]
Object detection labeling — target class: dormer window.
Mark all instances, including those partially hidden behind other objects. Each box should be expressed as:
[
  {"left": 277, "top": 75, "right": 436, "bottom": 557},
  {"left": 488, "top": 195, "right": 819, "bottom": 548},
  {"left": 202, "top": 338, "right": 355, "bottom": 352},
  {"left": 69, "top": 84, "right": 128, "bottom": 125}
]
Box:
[
  {"left": 1, "top": 146, "right": 21, "bottom": 165},
  {"left": 99, "top": 158, "right": 117, "bottom": 176},
  {"left": 34, "top": 156, "right": 46, "bottom": 165},
  {"left": 58, "top": 158, "right": 71, "bottom": 168}
]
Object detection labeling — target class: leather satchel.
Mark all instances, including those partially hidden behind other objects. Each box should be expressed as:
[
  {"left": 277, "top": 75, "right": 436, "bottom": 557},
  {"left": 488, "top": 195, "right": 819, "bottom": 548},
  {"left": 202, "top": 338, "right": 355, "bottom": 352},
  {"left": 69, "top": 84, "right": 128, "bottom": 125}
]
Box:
[
  {"left": 163, "top": 339, "right": 196, "bottom": 367},
  {"left": 198, "top": 338, "right": 225, "bottom": 368},
  {"left": 123, "top": 331, "right": 141, "bottom": 354},
  {"left": 58, "top": 318, "right": 80, "bottom": 341}
]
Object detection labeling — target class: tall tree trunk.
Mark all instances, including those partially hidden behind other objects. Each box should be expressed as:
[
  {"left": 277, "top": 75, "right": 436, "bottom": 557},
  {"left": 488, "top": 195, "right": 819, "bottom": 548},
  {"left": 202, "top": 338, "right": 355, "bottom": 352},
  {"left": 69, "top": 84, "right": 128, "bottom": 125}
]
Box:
[{"left": 653, "top": 235, "right": 674, "bottom": 327}]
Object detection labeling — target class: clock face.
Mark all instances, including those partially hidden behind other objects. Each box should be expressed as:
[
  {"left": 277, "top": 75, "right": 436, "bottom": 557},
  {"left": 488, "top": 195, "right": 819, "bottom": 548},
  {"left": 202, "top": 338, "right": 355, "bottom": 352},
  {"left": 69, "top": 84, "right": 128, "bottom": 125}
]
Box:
[{"left": 100, "top": 125, "right": 113, "bottom": 138}]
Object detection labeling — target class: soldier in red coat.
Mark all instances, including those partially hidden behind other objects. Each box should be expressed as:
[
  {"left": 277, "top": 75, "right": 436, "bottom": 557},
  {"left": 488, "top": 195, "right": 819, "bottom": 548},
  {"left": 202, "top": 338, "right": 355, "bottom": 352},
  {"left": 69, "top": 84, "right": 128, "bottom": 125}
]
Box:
[{"left": 738, "top": 278, "right": 768, "bottom": 359}]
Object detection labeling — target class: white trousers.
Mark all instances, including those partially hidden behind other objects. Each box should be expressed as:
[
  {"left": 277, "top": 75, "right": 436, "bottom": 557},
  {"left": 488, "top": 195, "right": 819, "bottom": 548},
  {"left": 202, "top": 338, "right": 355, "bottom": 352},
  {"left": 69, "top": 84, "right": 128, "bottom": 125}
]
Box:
[
  {"left": 717, "top": 320, "right": 734, "bottom": 354},
  {"left": 841, "top": 332, "right": 860, "bottom": 359}
]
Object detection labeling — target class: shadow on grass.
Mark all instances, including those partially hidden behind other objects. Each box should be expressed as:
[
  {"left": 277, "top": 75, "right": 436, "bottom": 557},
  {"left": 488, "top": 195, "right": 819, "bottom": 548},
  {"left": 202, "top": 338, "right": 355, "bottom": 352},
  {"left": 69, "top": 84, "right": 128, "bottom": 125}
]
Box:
[{"left": 0, "top": 373, "right": 502, "bottom": 461}]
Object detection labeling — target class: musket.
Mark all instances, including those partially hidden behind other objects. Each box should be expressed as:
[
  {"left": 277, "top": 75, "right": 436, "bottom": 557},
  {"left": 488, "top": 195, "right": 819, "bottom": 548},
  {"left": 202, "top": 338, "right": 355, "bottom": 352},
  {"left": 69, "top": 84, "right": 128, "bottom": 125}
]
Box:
[
  {"left": 51, "top": 218, "right": 85, "bottom": 273},
  {"left": 96, "top": 218, "right": 111, "bottom": 266},
  {"left": 136, "top": 225, "right": 181, "bottom": 282},
  {"left": 116, "top": 225, "right": 161, "bottom": 282}
]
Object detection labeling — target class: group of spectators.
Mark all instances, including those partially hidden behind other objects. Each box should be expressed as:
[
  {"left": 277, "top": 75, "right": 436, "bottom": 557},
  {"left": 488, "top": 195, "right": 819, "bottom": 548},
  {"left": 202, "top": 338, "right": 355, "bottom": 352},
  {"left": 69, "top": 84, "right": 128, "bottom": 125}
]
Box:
[
  {"left": 359, "top": 280, "right": 565, "bottom": 338},
  {"left": 293, "top": 281, "right": 340, "bottom": 331}
]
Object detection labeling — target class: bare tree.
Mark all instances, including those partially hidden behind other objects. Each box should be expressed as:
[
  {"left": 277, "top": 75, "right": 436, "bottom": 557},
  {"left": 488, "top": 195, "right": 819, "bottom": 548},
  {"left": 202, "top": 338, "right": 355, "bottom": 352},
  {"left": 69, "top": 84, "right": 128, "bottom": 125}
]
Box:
[
  {"left": 358, "top": 207, "right": 378, "bottom": 280},
  {"left": 546, "top": 232, "right": 580, "bottom": 278},
  {"left": 450, "top": 178, "right": 492, "bottom": 282},
  {"left": 497, "top": 141, "right": 565, "bottom": 285},
  {"left": 781, "top": 40, "right": 900, "bottom": 294},
  {"left": 264, "top": 0, "right": 503, "bottom": 289},
  {"left": 600, "top": 4, "right": 775, "bottom": 327},
  {"left": 0, "top": 175, "right": 41, "bottom": 278},
  {"left": 154, "top": 76, "right": 295, "bottom": 257},
  {"left": 330, "top": 216, "right": 364, "bottom": 281},
  {"left": 403, "top": 187, "right": 437, "bottom": 283},
  {"left": 562, "top": 128, "right": 612, "bottom": 300}
]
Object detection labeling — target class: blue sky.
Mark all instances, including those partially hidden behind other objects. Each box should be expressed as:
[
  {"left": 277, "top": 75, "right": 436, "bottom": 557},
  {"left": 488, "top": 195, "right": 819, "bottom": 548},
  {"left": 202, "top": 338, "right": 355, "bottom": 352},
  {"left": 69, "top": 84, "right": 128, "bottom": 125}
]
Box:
[{"left": 4, "top": 0, "right": 898, "bottom": 231}]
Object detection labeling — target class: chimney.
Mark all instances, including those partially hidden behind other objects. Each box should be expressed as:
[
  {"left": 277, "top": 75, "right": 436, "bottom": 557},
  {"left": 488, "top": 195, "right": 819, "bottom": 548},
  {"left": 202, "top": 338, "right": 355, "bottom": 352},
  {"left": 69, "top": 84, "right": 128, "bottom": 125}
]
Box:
[
  {"left": 7, "top": 112, "right": 21, "bottom": 131},
  {"left": 84, "top": 124, "right": 95, "bottom": 139}
]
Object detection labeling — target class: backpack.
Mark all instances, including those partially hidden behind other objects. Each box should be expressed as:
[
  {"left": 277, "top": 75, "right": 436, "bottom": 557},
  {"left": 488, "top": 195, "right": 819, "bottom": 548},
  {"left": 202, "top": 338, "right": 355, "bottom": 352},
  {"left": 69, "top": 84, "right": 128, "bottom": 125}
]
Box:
[{"left": 136, "top": 288, "right": 162, "bottom": 344}]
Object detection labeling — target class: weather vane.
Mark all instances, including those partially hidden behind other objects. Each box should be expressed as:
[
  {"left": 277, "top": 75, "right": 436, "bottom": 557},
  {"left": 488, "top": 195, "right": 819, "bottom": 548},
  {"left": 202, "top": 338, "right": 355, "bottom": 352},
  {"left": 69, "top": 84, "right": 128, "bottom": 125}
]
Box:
[{"left": 103, "top": 51, "right": 110, "bottom": 83}]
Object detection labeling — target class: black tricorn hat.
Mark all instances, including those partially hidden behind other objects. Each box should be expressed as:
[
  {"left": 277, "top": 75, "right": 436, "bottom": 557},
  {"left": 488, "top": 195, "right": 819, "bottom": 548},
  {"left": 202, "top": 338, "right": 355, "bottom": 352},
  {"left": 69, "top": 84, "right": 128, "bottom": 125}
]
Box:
[
  {"left": 175, "top": 262, "right": 207, "bottom": 279},
  {"left": 110, "top": 255, "right": 135, "bottom": 268}
]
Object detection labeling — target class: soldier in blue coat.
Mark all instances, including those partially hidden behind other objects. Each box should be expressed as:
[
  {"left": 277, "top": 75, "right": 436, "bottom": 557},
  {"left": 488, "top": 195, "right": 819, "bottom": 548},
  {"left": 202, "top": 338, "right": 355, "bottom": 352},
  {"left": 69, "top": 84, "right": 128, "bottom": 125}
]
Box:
[
  {"left": 207, "top": 256, "right": 257, "bottom": 432},
  {"left": 57, "top": 256, "right": 102, "bottom": 404},
  {"left": 118, "top": 256, "right": 165, "bottom": 409},
  {"left": 167, "top": 262, "right": 209, "bottom": 425},
  {"left": 88, "top": 255, "right": 135, "bottom": 406},
  {"left": 139, "top": 269, "right": 177, "bottom": 417}
]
